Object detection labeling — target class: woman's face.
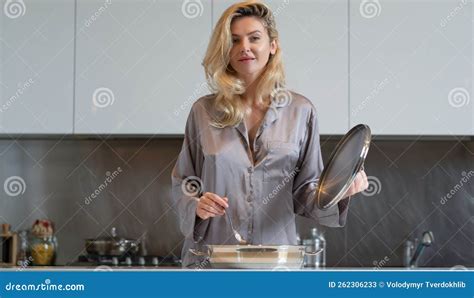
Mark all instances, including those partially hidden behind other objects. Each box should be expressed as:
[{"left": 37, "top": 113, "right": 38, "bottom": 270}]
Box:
[{"left": 229, "top": 16, "right": 277, "bottom": 81}]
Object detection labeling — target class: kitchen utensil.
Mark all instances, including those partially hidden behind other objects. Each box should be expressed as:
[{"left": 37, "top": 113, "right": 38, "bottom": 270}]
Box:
[
  {"left": 409, "top": 231, "right": 434, "bottom": 267},
  {"left": 316, "top": 124, "right": 371, "bottom": 210},
  {"left": 190, "top": 245, "right": 322, "bottom": 269},
  {"left": 225, "top": 210, "right": 246, "bottom": 245},
  {"left": 85, "top": 227, "right": 140, "bottom": 257}
]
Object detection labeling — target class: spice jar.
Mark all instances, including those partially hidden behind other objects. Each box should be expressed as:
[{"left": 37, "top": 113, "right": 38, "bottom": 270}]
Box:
[{"left": 29, "top": 219, "right": 57, "bottom": 266}]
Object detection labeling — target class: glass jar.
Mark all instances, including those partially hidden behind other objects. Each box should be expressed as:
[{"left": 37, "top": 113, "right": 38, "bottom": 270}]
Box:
[
  {"left": 29, "top": 235, "right": 57, "bottom": 266},
  {"left": 303, "top": 227, "right": 326, "bottom": 268}
]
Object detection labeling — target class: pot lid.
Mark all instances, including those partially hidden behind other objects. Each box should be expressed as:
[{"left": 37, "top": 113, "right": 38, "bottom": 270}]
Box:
[
  {"left": 316, "top": 124, "right": 371, "bottom": 210},
  {"left": 87, "top": 227, "right": 130, "bottom": 242}
]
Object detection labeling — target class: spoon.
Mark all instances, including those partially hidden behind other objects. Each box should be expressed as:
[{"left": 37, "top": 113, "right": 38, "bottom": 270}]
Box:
[{"left": 225, "top": 210, "right": 247, "bottom": 245}]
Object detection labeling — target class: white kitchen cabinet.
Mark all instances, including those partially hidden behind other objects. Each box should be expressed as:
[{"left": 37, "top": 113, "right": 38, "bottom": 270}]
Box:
[
  {"left": 213, "top": 0, "right": 349, "bottom": 135},
  {"left": 0, "top": 0, "right": 75, "bottom": 134},
  {"left": 74, "top": 0, "right": 212, "bottom": 134},
  {"left": 350, "top": 0, "right": 472, "bottom": 135}
]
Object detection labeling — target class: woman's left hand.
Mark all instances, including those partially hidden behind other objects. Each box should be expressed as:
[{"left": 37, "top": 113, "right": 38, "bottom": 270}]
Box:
[{"left": 343, "top": 170, "right": 369, "bottom": 198}]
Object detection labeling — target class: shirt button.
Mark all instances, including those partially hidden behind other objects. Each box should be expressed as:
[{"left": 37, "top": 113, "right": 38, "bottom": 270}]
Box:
[
  {"left": 248, "top": 167, "right": 254, "bottom": 173},
  {"left": 247, "top": 197, "right": 252, "bottom": 202}
]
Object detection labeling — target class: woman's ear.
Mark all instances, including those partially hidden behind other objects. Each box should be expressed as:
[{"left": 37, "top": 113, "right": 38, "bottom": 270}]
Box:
[{"left": 270, "top": 39, "right": 277, "bottom": 55}]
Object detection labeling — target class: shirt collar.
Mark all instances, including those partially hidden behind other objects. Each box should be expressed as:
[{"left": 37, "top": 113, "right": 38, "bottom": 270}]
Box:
[{"left": 234, "top": 90, "right": 292, "bottom": 141}]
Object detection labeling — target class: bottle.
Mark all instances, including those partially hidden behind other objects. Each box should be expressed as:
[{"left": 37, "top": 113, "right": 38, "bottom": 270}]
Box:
[
  {"left": 1, "top": 223, "right": 18, "bottom": 266},
  {"left": 16, "top": 230, "right": 29, "bottom": 266},
  {"left": 303, "top": 227, "right": 326, "bottom": 268}
]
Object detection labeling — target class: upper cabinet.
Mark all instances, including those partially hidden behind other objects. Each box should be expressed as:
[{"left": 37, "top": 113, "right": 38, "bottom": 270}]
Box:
[
  {"left": 213, "top": 0, "right": 349, "bottom": 134},
  {"left": 74, "top": 0, "right": 211, "bottom": 134},
  {"left": 1, "top": 0, "right": 470, "bottom": 136},
  {"left": 0, "top": 0, "right": 74, "bottom": 134},
  {"left": 350, "top": 0, "right": 473, "bottom": 135}
]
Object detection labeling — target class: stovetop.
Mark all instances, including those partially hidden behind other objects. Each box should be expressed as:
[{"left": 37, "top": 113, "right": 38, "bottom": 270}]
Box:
[{"left": 71, "top": 254, "right": 181, "bottom": 268}]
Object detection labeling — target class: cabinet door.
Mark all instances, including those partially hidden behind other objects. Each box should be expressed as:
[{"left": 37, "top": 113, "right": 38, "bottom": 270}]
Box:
[
  {"left": 213, "top": 0, "right": 349, "bottom": 134},
  {"left": 0, "top": 0, "right": 74, "bottom": 134},
  {"left": 350, "top": 0, "right": 472, "bottom": 135},
  {"left": 75, "top": 0, "right": 211, "bottom": 134}
]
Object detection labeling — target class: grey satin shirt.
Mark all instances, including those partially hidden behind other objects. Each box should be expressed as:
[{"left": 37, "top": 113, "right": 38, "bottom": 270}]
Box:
[{"left": 171, "top": 91, "right": 350, "bottom": 267}]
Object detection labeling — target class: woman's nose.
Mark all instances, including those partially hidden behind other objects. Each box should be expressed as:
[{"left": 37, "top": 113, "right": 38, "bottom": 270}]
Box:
[{"left": 240, "top": 39, "right": 251, "bottom": 53}]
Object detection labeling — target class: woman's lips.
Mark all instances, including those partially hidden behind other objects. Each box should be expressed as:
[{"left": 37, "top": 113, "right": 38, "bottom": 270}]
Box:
[{"left": 239, "top": 58, "right": 255, "bottom": 63}]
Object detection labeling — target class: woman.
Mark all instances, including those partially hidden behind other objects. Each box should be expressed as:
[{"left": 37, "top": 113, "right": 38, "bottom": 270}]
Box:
[{"left": 171, "top": 1, "right": 368, "bottom": 267}]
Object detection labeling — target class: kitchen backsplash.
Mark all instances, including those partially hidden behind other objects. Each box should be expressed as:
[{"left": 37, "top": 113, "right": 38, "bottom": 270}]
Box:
[{"left": 0, "top": 137, "right": 472, "bottom": 267}]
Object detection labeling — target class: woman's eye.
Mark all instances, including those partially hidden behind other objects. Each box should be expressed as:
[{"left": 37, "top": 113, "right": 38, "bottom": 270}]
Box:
[
  {"left": 250, "top": 36, "right": 260, "bottom": 42},
  {"left": 232, "top": 38, "right": 239, "bottom": 43}
]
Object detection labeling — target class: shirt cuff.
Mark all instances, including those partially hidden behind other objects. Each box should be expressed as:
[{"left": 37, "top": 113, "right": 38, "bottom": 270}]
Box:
[
  {"left": 179, "top": 197, "right": 211, "bottom": 242},
  {"left": 316, "top": 197, "right": 351, "bottom": 227}
]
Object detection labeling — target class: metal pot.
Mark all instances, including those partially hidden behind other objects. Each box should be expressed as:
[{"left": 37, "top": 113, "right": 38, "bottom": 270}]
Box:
[
  {"left": 190, "top": 245, "right": 322, "bottom": 269},
  {"left": 85, "top": 227, "right": 140, "bottom": 257}
]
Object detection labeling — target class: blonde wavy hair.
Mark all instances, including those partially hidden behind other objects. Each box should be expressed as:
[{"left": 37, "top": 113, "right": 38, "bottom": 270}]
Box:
[{"left": 202, "top": 1, "right": 286, "bottom": 128}]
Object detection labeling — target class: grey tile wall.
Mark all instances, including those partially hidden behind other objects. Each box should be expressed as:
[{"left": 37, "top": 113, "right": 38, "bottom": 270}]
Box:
[{"left": 0, "top": 137, "right": 472, "bottom": 267}]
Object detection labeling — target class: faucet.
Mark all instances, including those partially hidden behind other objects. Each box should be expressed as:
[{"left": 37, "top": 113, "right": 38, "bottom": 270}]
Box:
[{"left": 404, "top": 231, "right": 434, "bottom": 268}]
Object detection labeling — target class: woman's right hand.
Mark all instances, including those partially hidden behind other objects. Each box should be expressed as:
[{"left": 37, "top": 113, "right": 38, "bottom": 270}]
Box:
[{"left": 196, "top": 192, "right": 229, "bottom": 220}]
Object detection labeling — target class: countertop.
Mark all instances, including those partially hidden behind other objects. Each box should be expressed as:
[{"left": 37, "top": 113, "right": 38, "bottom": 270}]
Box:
[{"left": 1, "top": 266, "right": 470, "bottom": 271}]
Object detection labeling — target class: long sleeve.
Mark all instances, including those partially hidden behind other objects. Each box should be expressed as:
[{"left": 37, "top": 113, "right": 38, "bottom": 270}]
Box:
[
  {"left": 171, "top": 105, "right": 210, "bottom": 241},
  {"left": 292, "top": 106, "right": 351, "bottom": 227}
]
